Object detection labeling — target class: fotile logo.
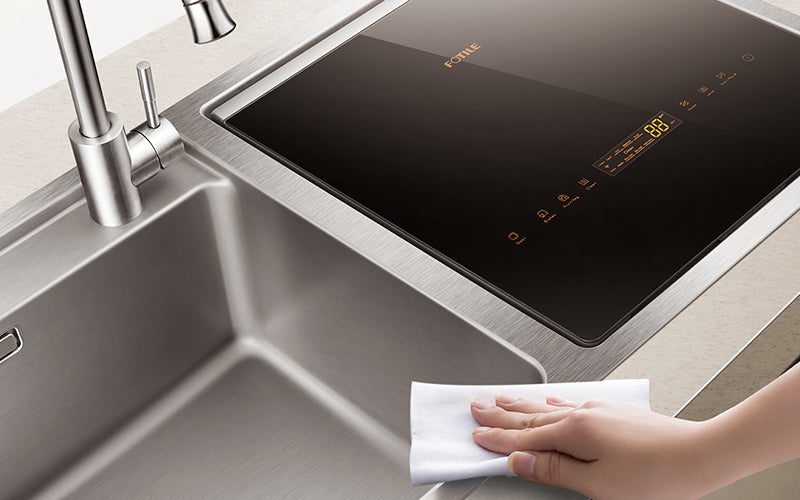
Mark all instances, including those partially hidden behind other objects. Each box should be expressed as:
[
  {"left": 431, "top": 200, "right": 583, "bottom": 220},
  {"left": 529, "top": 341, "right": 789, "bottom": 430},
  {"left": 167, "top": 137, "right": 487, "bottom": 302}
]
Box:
[{"left": 443, "top": 43, "right": 482, "bottom": 69}]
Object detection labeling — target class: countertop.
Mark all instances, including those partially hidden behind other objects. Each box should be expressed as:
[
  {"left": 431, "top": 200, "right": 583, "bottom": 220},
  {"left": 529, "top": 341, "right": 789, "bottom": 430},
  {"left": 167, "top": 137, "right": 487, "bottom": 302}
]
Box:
[{"left": 1, "top": 0, "right": 799, "bottom": 416}]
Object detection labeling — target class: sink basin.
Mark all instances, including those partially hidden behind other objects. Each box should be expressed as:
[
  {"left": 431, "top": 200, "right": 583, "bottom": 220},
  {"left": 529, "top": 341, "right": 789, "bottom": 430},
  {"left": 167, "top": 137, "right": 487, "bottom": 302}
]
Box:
[{"left": 0, "top": 154, "right": 544, "bottom": 499}]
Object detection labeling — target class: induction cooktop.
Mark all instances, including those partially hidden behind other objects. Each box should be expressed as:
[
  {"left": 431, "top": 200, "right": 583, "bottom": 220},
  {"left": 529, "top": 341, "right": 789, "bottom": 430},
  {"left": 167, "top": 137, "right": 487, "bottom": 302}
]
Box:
[{"left": 223, "top": 0, "right": 800, "bottom": 346}]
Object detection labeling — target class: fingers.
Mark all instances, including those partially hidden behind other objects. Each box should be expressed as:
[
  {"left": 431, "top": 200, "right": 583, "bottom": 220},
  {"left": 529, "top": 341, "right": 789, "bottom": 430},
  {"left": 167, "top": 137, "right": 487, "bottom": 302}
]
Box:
[
  {"left": 494, "top": 394, "right": 566, "bottom": 414},
  {"left": 508, "top": 451, "right": 593, "bottom": 494},
  {"left": 545, "top": 394, "right": 579, "bottom": 408},
  {"left": 471, "top": 400, "right": 572, "bottom": 430},
  {"left": 471, "top": 425, "right": 563, "bottom": 455}
]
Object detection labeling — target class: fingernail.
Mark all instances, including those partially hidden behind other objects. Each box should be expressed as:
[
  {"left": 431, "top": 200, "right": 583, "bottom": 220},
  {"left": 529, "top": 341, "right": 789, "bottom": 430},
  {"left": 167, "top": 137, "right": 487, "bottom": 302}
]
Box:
[
  {"left": 494, "top": 393, "right": 518, "bottom": 404},
  {"left": 472, "top": 426, "right": 490, "bottom": 435},
  {"left": 470, "top": 397, "right": 490, "bottom": 410},
  {"left": 546, "top": 394, "right": 565, "bottom": 404},
  {"left": 508, "top": 451, "right": 536, "bottom": 477}
]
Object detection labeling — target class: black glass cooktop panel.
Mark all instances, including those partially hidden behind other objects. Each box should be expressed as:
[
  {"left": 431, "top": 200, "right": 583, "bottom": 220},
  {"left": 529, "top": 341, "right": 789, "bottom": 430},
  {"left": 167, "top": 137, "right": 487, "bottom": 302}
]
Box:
[{"left": 226, "top": 0, "right": 800, "bottom": 346}]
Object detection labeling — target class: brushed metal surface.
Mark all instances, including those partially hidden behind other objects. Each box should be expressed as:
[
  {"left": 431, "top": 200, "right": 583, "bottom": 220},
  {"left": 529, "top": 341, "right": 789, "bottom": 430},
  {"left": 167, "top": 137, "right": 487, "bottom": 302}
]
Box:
[
  {"left": 0, "top": 162, "right": 233, "bottom": 500},
  {"left": 0, "top": 327, "right": 23, "bottom": 365},
  {"left": 0, "top": 149, "right": 543, "bottom": 498},
  {"left": 65, "top": 356, "right": 419, "bottom": 499}
]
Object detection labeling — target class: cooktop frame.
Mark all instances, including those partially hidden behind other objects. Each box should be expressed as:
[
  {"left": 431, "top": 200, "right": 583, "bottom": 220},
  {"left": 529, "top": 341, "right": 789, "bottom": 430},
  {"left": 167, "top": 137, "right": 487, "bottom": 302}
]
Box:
[
  {"left": 203, "top": 0, "right": 800, "bottom": 374},
  {"left": 218, "top": 0, "right": 800, "bottom": 346}
]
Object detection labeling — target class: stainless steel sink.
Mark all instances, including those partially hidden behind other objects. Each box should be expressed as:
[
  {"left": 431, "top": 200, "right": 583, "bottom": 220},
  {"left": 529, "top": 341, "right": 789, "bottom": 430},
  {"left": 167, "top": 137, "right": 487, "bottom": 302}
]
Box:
[
  {"left": 0, "top": 154, "right": 543, "bottom": 499},
  {"left": 3, "top": 0, "right": 799, "bottom": 498}
]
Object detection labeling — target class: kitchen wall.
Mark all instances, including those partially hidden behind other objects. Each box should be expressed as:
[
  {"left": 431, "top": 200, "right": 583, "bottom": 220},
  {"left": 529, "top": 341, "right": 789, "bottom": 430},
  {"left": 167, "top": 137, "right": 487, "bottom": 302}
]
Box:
[{"left": 0, "top": 0, "right": 183, "bottom": 112}]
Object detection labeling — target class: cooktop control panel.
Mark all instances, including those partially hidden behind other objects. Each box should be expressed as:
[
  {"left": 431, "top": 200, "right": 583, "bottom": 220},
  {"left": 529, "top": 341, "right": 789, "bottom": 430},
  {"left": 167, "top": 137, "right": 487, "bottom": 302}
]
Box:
[{"left": 226, "top": 0, "right": 800, "bottom": 345}]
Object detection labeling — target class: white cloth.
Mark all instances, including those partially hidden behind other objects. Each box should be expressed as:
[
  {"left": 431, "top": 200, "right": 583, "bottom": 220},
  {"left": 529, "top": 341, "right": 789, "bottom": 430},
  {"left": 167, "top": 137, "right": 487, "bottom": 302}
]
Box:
[{"left": 409, "top": 379, "right": 650, "bottom": 486}]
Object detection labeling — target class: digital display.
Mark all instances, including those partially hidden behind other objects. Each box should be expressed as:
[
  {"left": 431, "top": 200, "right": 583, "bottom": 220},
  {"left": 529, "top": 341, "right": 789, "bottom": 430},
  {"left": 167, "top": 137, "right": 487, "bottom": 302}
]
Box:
[{"left": 594, "top": 112, "right": 682, "bottom": 176}]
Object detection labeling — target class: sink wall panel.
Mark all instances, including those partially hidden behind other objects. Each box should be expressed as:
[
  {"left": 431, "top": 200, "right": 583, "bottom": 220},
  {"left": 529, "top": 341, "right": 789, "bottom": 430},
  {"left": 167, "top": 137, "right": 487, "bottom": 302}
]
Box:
[
  {"left": 0, "top": 194, "right": 233, "bottom": 500},
  {"left": 230, "top": 180, "right": 545, "bottom": 438}
]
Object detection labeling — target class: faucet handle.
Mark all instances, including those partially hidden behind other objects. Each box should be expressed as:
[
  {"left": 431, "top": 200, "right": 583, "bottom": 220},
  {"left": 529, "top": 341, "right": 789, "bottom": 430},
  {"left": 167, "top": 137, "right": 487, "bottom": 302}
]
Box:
[
  {"left": 128, "top": 60, "right": 183, "bottom": 186},
  {"left": 136, "top": 61, "right": 161, "bottom": 129}
]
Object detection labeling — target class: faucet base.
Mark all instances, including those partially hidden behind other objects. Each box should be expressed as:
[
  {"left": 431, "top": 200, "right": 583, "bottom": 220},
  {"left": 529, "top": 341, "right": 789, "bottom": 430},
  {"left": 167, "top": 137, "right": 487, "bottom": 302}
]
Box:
[{"left": 69, "top": 112, "right": 142, "bottom": 227}]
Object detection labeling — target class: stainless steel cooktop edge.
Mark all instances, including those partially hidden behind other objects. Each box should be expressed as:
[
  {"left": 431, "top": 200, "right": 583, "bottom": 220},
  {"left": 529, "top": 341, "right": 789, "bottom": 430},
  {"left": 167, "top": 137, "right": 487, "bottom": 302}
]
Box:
[{"left": 165, "top": 0, "right": 800, "bottom": 382}]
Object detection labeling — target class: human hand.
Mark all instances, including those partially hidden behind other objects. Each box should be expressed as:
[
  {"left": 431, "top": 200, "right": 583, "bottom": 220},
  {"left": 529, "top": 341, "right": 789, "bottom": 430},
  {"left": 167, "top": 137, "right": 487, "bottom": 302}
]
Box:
[{"left": 470, "top": 395, "right": 713, "bottom": 500}]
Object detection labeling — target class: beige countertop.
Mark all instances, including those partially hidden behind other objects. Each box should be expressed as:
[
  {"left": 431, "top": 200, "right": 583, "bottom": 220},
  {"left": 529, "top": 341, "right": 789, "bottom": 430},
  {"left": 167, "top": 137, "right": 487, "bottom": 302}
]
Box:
[{"left": 1, "top": 0, "right": 799, "bottom": 416}]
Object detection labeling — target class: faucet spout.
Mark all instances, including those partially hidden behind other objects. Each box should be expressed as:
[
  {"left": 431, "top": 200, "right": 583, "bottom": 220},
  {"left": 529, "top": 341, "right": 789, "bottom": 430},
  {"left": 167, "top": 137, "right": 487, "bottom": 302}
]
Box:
[{"left": 183, "top": 0, "right": 237, "bottom": 44}]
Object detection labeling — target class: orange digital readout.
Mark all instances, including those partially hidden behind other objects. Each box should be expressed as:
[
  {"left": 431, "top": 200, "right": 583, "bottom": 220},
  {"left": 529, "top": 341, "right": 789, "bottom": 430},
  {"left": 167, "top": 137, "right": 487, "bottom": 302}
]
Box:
[{"left": 593, "top": 111, "right": 682, "bottom": 177}]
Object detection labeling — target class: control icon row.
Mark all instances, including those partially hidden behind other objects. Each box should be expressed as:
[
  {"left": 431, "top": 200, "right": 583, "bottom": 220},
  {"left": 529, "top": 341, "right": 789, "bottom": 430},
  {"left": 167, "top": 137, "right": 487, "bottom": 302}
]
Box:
[
  {"left": 681, "top": 54, "right": 752, "bottom": 111},
  {"left": 508, "top": 177, "right": 599, "bottom": 246}
]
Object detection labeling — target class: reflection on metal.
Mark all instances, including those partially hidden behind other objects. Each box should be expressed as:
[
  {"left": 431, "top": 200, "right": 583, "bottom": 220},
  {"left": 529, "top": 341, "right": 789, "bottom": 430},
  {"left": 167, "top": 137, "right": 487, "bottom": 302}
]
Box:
[
  {"left": 0, "top": 327, "right": 22, "bottom": 365},
  {"left": 183, "top": 0, "right": 237, "bottom": 44},
  {"left": 45, "top": 0, "right": 229, "bottom": 226}
]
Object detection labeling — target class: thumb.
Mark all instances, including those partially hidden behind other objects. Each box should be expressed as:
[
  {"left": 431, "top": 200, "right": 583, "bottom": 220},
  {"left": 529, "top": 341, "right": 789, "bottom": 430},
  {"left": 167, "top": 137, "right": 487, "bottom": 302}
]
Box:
[{"left": 508, "top": 451, "right": 591, "bottom": 494}]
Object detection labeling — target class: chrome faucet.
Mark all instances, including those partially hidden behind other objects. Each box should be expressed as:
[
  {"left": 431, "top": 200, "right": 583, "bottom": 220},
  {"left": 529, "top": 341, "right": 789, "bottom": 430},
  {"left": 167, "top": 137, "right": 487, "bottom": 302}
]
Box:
[{"left": 46, "top": 0, "right": 236, "bottom": 226}]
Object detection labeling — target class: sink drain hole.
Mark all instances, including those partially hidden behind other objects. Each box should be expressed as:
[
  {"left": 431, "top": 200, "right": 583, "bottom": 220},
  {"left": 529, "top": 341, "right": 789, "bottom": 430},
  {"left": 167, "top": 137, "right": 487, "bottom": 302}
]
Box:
[{"left": 0, "top": 327, "right": 23, "bottom": 365}]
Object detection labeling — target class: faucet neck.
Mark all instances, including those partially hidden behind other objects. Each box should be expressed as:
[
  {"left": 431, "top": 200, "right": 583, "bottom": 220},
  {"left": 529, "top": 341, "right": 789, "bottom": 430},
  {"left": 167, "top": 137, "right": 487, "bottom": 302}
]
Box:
[{"left": 47, "top": 0, "right": 110, "bottom": 139}]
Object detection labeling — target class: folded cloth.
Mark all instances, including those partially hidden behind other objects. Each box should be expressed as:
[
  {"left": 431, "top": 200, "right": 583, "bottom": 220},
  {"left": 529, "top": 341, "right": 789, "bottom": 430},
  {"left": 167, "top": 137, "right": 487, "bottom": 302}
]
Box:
[{"left": 409, "top": 379, "right": 650, "bottom": 486}]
